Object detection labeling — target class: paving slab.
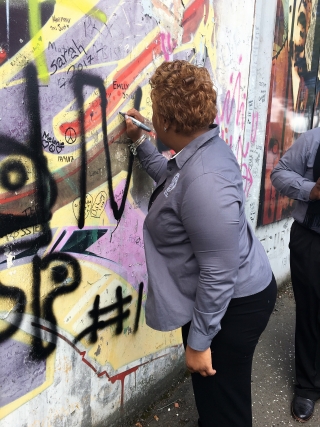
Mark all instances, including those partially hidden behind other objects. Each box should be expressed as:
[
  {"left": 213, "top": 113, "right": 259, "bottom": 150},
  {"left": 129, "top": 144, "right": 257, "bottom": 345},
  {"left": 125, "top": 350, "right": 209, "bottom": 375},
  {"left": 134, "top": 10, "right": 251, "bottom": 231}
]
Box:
[{"left": 131, "top": 283, "right": 320, "bottom": 427}]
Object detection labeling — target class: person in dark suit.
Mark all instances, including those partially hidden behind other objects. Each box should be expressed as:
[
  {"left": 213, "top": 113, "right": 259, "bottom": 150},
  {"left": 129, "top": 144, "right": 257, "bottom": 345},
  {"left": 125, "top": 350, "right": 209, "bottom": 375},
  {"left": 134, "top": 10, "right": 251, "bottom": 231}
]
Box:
[{"left": 271, "top": 127, "right": 320, "bottom": 422}]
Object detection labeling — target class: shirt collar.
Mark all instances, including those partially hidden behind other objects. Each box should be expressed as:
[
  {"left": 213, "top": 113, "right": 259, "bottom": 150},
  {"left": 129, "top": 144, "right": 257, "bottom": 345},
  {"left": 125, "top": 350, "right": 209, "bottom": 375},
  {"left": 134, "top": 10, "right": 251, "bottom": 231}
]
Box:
[
  {"left": 172, "top": 125, "right": 220, "bottom": 169},
  {"left": 171, "top": 148, "right": 184, "bottom": 159}
]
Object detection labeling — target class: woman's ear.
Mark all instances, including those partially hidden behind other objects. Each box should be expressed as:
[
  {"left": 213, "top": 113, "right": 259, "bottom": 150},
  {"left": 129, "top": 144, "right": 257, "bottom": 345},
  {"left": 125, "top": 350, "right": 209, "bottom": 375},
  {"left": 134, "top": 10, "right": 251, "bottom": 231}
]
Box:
[{"left": 162, "top": 116, "right": 170, "bottom": 131}]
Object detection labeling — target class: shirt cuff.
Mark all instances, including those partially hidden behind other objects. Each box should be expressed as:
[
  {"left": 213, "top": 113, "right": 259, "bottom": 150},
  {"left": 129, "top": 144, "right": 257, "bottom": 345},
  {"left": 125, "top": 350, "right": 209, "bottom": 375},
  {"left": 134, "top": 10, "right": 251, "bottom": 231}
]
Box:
[
  {"left": 187, "top": 324, "right": 221, "bottom": 351},
  {"left": 299, "top": 180, "right": 316, "bottom": 202},
  {"left": 136, "top": 138, "right": 155, "bottom": 159}
]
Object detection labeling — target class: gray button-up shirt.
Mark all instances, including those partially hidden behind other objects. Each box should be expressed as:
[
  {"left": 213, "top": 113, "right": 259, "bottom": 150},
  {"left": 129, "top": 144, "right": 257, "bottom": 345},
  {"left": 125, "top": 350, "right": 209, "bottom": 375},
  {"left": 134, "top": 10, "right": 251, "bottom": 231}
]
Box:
[
  {"left": 137, "top": 126, "right": 272, "bottom": 351},
  {"left": 271, "top": 128, "right": 320, "bottom": 234}
]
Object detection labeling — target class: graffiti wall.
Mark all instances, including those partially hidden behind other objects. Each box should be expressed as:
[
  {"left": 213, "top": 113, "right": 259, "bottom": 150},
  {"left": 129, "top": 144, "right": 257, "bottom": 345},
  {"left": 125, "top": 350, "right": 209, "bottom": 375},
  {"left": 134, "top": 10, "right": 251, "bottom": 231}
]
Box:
[
  {"left": 253, "top": 0, "right": 320, "bottom": 284},
  {"left": 0, "top": 0, "right": 297, "bottom": 425},
  {"left": 259, "top": 0, "right": 320, "bottom": 226}
]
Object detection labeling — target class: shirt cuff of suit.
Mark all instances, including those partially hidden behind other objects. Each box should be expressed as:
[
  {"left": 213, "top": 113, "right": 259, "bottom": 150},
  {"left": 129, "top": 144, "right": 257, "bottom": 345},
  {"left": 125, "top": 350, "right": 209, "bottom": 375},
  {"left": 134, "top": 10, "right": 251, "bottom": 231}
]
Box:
[
  {"left": 299, "top": 180, "right": 316, "bottom": 201},
  {"left": 187, "top": 324, "right": 220, "bottom": 351}
]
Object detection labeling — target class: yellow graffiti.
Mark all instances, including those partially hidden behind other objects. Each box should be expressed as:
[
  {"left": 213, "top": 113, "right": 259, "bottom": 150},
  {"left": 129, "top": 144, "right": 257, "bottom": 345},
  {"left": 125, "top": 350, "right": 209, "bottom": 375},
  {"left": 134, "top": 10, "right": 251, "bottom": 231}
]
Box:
[
  {"left": 0, "top": 0, "right": 107, "bottom": 87},
  {"left": 28, "top": 0, "right": 49, "bottom": 83},
  {"left": 60, "top": 0, "right": 107, "bottom": 24}
]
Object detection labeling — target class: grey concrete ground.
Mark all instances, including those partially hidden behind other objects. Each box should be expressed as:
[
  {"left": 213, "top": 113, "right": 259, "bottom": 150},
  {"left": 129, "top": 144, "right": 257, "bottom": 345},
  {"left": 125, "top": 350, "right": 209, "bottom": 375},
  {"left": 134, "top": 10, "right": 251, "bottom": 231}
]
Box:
[{"left": 132, "top": 283, "right": 320, "bottom": 427}]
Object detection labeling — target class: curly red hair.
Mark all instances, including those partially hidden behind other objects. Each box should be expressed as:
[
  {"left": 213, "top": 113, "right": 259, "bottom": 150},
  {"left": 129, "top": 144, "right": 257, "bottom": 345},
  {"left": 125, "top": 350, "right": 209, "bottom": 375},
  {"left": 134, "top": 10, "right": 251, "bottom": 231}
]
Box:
[{"left": 150, "top": 60, "right": 217, "bottom": 134}]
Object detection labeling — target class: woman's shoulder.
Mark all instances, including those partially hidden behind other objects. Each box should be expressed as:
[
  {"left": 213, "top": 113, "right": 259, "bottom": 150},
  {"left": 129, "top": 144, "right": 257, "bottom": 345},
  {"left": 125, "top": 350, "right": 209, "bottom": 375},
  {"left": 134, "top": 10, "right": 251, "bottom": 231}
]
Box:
[{"left": 200, "top": 137, "right": 241, "bottom": 180}]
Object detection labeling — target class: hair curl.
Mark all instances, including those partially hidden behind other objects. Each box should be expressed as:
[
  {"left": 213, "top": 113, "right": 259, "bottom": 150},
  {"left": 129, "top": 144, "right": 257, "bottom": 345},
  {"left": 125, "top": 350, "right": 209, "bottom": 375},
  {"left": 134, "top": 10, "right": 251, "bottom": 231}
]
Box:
[{"left": 150, "top": 60, "right": 217, "bottom": 134}]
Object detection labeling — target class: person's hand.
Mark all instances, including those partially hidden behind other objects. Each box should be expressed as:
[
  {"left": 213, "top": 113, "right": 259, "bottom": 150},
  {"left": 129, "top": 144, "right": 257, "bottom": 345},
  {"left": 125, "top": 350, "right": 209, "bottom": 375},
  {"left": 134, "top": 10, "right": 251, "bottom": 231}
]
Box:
[
  {"left": 309, "top": 178, "right": 320, "bottom": 201},
  {"left": 185, "top": 345, "right": 216, "bottom": 377},
  {"left": 124, "top": 108, "right": 146, "bottom": 142}
]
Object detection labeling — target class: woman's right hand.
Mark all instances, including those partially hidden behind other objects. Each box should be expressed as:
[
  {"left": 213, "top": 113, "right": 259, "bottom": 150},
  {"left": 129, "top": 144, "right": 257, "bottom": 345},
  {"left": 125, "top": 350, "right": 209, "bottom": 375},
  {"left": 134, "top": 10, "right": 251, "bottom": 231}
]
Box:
[
  {"left": 124, "top": 108, "right": 146, "bottom": 142},
  {"left": 185, "top": 346, "right": 216, "bottom": 377},
  {"left": 310, "top": 177, "right": 320, "bottom": 200}
]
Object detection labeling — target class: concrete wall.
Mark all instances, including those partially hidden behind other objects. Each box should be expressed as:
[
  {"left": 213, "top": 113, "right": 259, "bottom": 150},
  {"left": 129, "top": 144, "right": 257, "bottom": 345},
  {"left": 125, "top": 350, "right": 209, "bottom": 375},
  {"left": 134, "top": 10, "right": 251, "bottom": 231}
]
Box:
[{"left": 1, "top": 0, "right": 320, "bottom": 425}]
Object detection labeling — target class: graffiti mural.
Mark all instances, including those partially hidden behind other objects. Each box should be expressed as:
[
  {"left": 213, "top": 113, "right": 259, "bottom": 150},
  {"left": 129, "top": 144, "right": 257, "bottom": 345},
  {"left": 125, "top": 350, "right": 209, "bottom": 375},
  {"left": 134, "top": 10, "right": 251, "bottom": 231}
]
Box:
[
  {"left": 0, "top": 0, "right": 220, "bottom": 424},
  {"left": 0, "top": 0, "right": 280, "bottom": 425},
  {"left": 259, "top": 0, "right": 320, "bottom": 225}
]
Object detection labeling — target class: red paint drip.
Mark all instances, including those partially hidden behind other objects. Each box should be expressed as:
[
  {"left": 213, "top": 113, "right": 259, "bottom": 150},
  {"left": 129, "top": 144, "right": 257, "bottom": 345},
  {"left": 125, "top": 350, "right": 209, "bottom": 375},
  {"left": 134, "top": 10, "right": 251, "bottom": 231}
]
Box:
[
  {"left": 109, "top": 366, "right": 139, "bottom": 406},
  {"left": 32, "top": 322, "right": 172, "bottom": 406},
  {"left": 105, "top": 355, "right": 168, "bottom": 406}
]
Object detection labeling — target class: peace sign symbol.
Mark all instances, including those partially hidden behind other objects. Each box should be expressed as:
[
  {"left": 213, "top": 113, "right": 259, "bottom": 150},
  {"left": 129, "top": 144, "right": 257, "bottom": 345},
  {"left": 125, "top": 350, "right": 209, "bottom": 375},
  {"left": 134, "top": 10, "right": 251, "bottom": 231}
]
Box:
[{"left": 65, "top": 127, "right": 77, "bottom": 144}]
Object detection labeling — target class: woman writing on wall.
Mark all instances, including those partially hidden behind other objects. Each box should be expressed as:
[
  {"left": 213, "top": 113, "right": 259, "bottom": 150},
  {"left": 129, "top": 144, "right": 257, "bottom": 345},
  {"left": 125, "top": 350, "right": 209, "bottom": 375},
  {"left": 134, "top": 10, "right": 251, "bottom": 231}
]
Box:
[{"left": 123, "top": 60, "right": 276, "bottom": 427}]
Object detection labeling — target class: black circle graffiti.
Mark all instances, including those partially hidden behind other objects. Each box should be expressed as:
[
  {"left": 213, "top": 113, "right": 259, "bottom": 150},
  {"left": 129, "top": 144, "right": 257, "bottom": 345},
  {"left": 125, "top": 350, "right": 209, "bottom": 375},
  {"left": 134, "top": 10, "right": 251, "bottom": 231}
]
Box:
[
  {"left": 65, "top": 127, "right": 77, "bottom": 144},
  {"left": 51, "top": 264, "right": 69, "bottom": 283},
  {"left": 0, "top": 159, "right": 28, "bottom": 191}
]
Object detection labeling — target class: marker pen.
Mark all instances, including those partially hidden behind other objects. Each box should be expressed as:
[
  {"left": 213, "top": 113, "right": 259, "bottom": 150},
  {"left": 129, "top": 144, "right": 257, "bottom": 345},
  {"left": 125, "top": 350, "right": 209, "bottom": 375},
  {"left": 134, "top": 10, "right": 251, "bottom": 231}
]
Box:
[{"left": 119, "top": 111, "right": 151, "bottom": 132}]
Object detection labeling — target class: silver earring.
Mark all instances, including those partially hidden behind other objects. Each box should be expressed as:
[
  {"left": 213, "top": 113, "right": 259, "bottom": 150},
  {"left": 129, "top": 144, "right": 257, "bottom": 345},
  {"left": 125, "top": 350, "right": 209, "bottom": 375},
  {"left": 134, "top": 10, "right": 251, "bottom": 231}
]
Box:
[{"left": 164, "top": 127, "right": 167, "bottom": 132}]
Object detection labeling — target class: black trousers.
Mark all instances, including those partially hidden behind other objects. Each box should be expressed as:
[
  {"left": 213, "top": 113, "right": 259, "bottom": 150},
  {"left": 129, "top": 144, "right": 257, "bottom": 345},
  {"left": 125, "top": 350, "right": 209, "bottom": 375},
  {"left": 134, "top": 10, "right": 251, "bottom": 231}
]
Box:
[
  {"left": 290, "top": 221, "right": 320, "bottom": 401},
  {"left": 182, "top": 276, "right": 277, "bottom": 427}
]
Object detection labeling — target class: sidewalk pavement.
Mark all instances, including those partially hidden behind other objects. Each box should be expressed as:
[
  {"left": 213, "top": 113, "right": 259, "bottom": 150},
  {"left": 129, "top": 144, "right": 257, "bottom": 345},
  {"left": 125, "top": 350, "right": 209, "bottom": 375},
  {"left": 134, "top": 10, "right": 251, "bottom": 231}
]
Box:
[{"left": 132, "top": 282, "right": 320, "bottom": 427}]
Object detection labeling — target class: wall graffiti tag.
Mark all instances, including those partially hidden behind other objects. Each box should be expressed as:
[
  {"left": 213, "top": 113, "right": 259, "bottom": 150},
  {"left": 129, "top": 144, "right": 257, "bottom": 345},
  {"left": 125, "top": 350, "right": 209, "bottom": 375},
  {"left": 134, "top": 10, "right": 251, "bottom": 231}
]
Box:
[{"left": 0, "top": 0, "right": 281, "bottom": 425}]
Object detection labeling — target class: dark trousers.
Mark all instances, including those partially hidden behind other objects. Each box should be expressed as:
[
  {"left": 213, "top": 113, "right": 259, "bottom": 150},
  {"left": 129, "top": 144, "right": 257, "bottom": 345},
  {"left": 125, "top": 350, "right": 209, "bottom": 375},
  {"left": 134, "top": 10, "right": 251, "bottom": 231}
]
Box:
[
  {"left": 290, "top": 221, "right": 320, "bottom": 401},
  {"left": 182, "top": 276, "right": 277, "bottom": 427}
]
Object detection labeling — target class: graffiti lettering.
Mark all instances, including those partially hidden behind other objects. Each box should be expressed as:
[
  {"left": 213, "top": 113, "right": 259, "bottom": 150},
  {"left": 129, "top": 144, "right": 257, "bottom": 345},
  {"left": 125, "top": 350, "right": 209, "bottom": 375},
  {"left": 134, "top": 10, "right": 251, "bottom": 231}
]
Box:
[
  {"left": 52, "top": 15, "right": 71, "bottom": 24},
  {"left": 0, "top": 252, "right": 81, "bottom": 360},
  {"left": 83, "top": 16, "right": 102, "bottom": 38},
  {"left": 42, "top": 131, "right": 64, "bottom": 153},
  {"left": 30, "top": 253, "right": 81, "bottom": 360},
  {"left": 74, "top": 282, "right": 143, "bottom": 344},
  {"left": 0, "top": 64, "right": 144, "bottom": 357},
  {"left": 113, "top": 81, "right": 129, "bottom": 90},
  {"left": 59, "top": 57, "right": 95, "bottom": 88},
  {"left": 73, "top": 72, "right": 134, "bottom": 228},
  {"left": 50, "top": 24, "right": 69, "bottom": 32},
  {"left": 50, "top": 39, "right": 92, "bottom": 75},
  {"left": 58, "top": 155, "right": 73, "bottom": 162},
  {"left": 0, "top": 64, "right": 57, "bottom": 243},
  {"left": 0, "top": 255, "right": 143, "bottom": 360},
  {"left": 91, "top": 192, "right": 108, "bottom": 218},
  {"left": 75, "top": 286, "right": 132, "bottom": 344}
]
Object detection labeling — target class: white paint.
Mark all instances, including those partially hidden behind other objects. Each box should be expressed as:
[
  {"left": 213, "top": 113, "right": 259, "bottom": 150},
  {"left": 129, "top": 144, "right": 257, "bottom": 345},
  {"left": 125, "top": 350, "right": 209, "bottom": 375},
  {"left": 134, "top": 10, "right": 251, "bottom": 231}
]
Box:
[
  {"left": 6, "top": 0, "right": 9, "bottom": 47},
  {"left": 243, "top": 0, "right": 277, "bottom": 220},
  {"left": 4, "top": 247, "right": 14, "bottom": 269}
]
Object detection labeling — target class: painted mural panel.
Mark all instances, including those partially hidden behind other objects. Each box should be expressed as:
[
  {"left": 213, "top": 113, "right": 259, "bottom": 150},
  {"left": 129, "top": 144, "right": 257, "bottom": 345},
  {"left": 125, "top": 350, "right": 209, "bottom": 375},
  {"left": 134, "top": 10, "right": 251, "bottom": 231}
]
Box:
[
  {"left": 259, "top": 0, "right": 320, "bottom": 225},
  {"left": 0, "top": 0, "right": 260, "bottom": 425}
]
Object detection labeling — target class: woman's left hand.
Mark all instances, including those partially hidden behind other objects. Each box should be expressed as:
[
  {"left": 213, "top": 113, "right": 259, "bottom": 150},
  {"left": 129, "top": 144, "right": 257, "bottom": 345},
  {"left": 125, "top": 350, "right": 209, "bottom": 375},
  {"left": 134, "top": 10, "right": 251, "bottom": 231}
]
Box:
[{"left": 185, "top": 345, "right": 216, "bottom": 377}]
